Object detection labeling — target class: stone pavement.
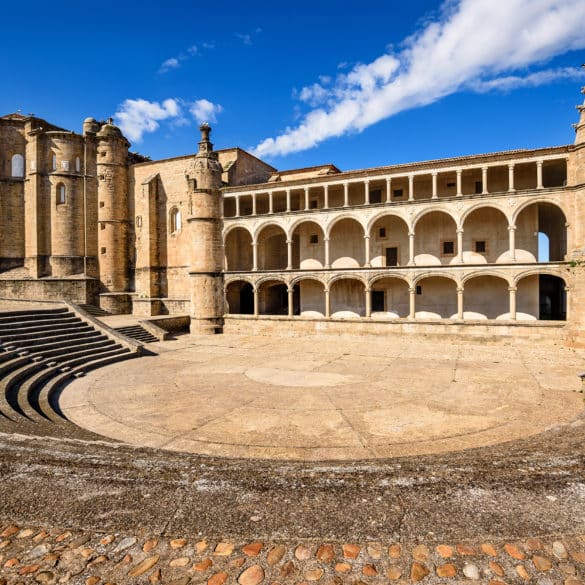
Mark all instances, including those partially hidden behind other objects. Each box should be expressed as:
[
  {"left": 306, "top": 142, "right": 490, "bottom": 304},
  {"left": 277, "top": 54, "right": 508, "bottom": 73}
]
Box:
[{"left": 1, "top": 523, "right": 585, "bottom": 585}]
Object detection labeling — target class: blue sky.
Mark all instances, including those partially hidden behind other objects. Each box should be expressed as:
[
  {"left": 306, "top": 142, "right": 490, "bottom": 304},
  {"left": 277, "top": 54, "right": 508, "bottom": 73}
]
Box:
[{"left": 2, "top": 0, "right": 585, "bottom": 171}]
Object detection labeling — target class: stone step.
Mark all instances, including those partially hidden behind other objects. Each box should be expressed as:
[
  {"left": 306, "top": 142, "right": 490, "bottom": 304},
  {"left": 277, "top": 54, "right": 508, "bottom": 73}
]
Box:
[
  {"left": 0, "top": 316, "right": 82, "bottom": 335},
  {"left": 48, "top": 341, "right": 119, "bottom": 365},
  {"left": 0, "top": 361, "right": 46, "bottom": 421},
  {"left": 0, "top": 354, "right": 33, "bottom": 378},
  {"left": 78, "top": 304, "right": 111, "bottom": 317},
  {"left": 31, "top": 337, "right": 113, "bottom": 360},
  {"left": 9, "top": 328, "right": 98, "bottom": 350},
  {"left": 114, "top": 325, "right": 159, "bottom": 344},
  {"left": 0, "top": 324, "right": 93, "bottom": 343},
  {"left": 0, "top": 308, "right": 68, "bottom": 321}
]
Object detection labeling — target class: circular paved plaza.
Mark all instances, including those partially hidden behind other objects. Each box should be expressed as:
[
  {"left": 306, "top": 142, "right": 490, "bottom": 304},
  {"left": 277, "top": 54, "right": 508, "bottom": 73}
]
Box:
[{"left": 60, "top": 333, "right": 585, "bottom": 460}]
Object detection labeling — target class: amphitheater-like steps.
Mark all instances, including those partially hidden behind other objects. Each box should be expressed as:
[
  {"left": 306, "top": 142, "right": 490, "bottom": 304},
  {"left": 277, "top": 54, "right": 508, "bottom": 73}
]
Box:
[
  {"left": 0, "top": 307, "right": 141, "bottom": 423},
  {"left": 78, "top": 304, "right": 111, "bottom": 317},
  {"left": 114, "top": 325, "right": 159, "bottom": 344}
]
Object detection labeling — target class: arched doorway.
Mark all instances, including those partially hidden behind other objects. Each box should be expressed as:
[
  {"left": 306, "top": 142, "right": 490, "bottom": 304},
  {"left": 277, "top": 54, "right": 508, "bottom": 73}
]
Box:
[
  {"left": 462, "top": 207, "right": 510, "bottom": 264},
  {"left": 258, "top": 279, "right": 289, "bottom": 315},
  {"left": 226, "top": 281, "right": 254, "bottom": 314},
  {"left": 224, "top": 228, "right": 253, "bottom": 271},
  {"left": 515, "top": 202, "right": 567, "bottom": 262},
  {"left": 257, "top": 225, "right": 287, "bottom": 270}
]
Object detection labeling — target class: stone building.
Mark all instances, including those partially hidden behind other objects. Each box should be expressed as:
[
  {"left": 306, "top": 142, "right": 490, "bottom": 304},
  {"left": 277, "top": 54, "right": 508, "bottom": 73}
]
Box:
[{"left": 1, "top": 87, "right": 585, "bottom": 341}]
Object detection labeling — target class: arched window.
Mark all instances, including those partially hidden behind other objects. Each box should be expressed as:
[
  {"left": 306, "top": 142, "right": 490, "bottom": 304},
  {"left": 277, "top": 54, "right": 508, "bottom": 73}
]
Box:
[
  {"left": 56, "top": 183, "right": 66, "bottom": 204},
  {"left": 170, "top": 207, "right": 181, "bottom": 234},
  {"left": 11, "top": 154, "right": 24, "bottom": 177},
  {"left": 51, "top": 153, "right": 57, "bottom": 171},
  {"left": 75, "top": 156, "right": 81, "bottom": 173}
]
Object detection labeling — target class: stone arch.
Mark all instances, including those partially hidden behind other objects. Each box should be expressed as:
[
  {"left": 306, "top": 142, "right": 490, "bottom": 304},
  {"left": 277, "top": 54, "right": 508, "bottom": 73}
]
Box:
[
  {"left": 461, "top": 204, "right": 511, "bottom": 264},
  {"left": 329, "top": 276, "right": 366, "bottom": 318},
  {"left": 257, "top": 277, "right": 290, "bottom": 315},
  {"left": 325, "top": 212, "right": 366, "bottom": 238},
  {"left": 291, "top": 276, "right": 327, "bottom": 318},
  {"left": 256, "top": 223, "right": 288, "bottom": 270},
  {"left": 462, "top": 274, "right": 511, "bottom": 320},
  {"left": 412, "top": 209, "right": 458, "bottom": 266},
  {"left": 413, "top": 274, "right": 459, "bottom": 319},
  {"left": 224, "top": 274, "right": 255, "bottom": 289},
  {"left": 169, "top": 207, "right": 181, "bottom": 234},
  {"left": 11, "top": 154, "right": 24, "bottom": 178},
  {"left": 290, "top": 219, "right": 326, "bottom": 270},
  {"left": 225, "top": 279, "right": 254, "bottom": 315},
  {"left": 369, "top": 272, "right": 411, "bottom": 287},
  {"left": 327, "top": 273, "right": 368, "bottom": 288},
  {"left": 223, "top": 222, "right": 253, "bottom": 240},
  {"left": 255, "top": 274, "right": 289, "bottom": 289},
  {"left": 412, "top": 206, "right": 458, "bottom": 230},
  {"left": 461, "top": 270, "right": 512, "bottom": 287},
  {"left": 369, "top": 274, "right": 410, "bottom": 319},
  {"left": 515, "top": 271, "right": 567, "bottom": 321},
  {"left": 366, "top": 209, "right": 411, "bottom": 234},
  {"left": 368, "top": 212, "right": 411, "bottom": 268},
  {"left": 253, "top": 220, "right": 288, "bottom": 242},
  {"left": 328, "top": 216, "right": 366, "bottom": 268},
  {"left": 224, "top": 226, "right": 253, "bottom": 271},
  {"left": 511, "top": 197, "right": 567, "bottom": 225}
]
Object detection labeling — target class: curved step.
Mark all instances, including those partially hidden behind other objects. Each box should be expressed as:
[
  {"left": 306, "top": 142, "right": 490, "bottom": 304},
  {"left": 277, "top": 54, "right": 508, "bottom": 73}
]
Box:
[
  {"left": 0, "top": 354, "right": 35, "bottom": 378},
  {"left": 0, "top": 317, "right": 82, "bottom": 336},
  {"left": 18, "top": 365, "right": 60, "bottom": 422},
  {"left": 0, "top": 308, "right": 68, "bottom": 322},
  {"left": 11, "top": 328, "right": 97, "bottom": 350},
  {"left": 0, "top": 324, "right": 92, "bottom": 343},
  {"left": 32, "top": 337, "right": 113, "bottom": 361},
  {"left": 0, "top": 360, "right": 44, "bottom": 421}
]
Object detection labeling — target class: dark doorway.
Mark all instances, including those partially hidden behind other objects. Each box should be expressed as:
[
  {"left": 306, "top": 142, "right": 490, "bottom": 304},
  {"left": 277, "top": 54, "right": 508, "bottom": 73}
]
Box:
[
  {"left": 372, "top": 290, "right": 385, "bottom": 312},
  {"left": 293, "top": 284, "right": 301, "bottom": 315},
  {"left": 539, "top": 275, "right": 566, "bottom": 320},
  {"left": 386, "top": 247, "right": 398, "bottom": 267},
  {"left": 239, "top": 283, "right": 254, "bottom": 314}
]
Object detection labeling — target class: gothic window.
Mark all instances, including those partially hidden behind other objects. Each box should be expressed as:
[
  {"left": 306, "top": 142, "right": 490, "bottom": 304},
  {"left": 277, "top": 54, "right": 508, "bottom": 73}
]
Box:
[
  {"left": 170, "top": 207, "right": 181, "bottom": 234},
  {"left": 11, "top": 154, "right": 24, "bottom": 177},
  {"left": 75, "top": 157, "right": 81, "bottom": 173},
  {"left": 56, "top": 183, "right": 66, "bottom": 204},
  {"left": 51, "top": 153, "right": 57, "bottom": 171}
]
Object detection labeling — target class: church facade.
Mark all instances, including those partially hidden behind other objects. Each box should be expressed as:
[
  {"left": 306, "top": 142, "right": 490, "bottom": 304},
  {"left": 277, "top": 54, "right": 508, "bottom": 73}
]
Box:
[{"left": 1, "top": 89, "right": 585, "bottom": 340}]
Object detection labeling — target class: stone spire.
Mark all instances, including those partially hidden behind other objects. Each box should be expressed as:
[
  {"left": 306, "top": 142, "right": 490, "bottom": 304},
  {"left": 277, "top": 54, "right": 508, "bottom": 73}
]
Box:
[
  {"left": 197, "top": 122, "right": 214, "bottom": 156},
  {"left": 575, "top": 65, "right": 585, "bottom": 146}
]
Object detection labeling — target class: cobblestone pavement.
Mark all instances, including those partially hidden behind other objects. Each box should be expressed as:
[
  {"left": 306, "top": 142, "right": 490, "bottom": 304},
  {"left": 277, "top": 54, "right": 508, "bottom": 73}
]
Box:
[{"left": 1, "top": 523, "right": 584, "bottom": 585}]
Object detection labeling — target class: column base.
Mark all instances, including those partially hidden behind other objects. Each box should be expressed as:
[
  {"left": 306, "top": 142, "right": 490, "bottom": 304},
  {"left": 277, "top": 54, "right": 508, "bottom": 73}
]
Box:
[{"left": 190, "top": 317, "right": 223, "bottom": 335}]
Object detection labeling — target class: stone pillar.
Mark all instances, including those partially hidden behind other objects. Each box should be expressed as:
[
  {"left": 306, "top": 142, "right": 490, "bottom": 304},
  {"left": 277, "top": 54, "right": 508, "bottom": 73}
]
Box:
[
  {"left": 235, "top": 195, "right": 240, "bottom": 217},
  {"left": 537, "top": 160, "right": 544, "bottom": 189},
  {"left": 432, "top": 173, "right": 438, "bottom": 199},
  {"left": 324, "top": 237, "right": 331, "bottom": 269},
  {"left": 288, "top": 287, "right": 294, "bottom": 317},
  {"left": 508, "top": 225, "right": 516, "bottom": 261},
  {"left": 409, "top": 287, "right": 416, "bottom": 319},
  {"left": 323, "top": 184, "right": 329, "bottom": 209},
  {"left": 364, "top": 180, "right": 370, "bottom": 205},
  {"left": 365, "top": 287, "right": 371, "bottom": 318},
  {"left": 343, "top": 182, "right": 349, "bottom": 207},
  {"left": 286, "top": 239, "right": 293, "bottom": 270},
  {"left": 325, "top": 288, "right": 331, "bottom": 318},
  {"left": 188, "top": 123, "right": 225, "bottom": 335},
  {"left": 286, "top": 189, "right": 291, "bottom": 212},
  {"left": 268, "top": 191, "right": 274, "bottom": 214},
  {"left": 252, "top": 193, "right": 257, "bottom": 216},
  {"left": 253, "top": 287, "right": 259, "bottom": 316},
  {"left": 508, "top": 164, "right": 516, "bottom": 192},
  {"left": 456, "top": 169, "right": 463, "bottom": 197},
  {"left": 386, "top": 177, "right": 392, "bottom": 203},
  {"left": 252, "top": 242, "right": 258, "bottom": 271},
  {"left": 482, "top": 166, "right": 489, "bottom": 194},
  {"left": 304, "top": 187, "right": 309, "bottom": 211},
  {"left": 457, "top": 228, "right": 464, "bottom": 264},
  {"left": 509, "top": 286, "right": 517, "bottom": 321},
  {"left": 364, "top": 235, "right": 371, "bottom": 267},
  {"left": 408, "top": 232, "right": 415, "bottom": 266},
  {"left": 457, "top": 287, "right": 464, "bottom": 320},
  {"left": 408, "top": 174, "right": 414, "bottom": 201}
]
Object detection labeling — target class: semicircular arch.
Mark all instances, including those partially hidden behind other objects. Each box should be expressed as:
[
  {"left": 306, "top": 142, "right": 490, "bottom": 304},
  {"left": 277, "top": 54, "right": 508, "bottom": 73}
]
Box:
[
  {"left": 412, "top": 206, "right": 458, "bottom": 230},
  {"left": 366, "top": 209, "right": 411, "bottom": 234},
  {"left": 224, "top": 276, "right": 255, "bottom": 290},
  {"left": 513, "top": 268, "right": 569, "bottom": 287},
  {"left": 461, "top": 203, "right": 511, "bottom": 226},
  {"left": 369, "top": 272, "right": 411, "bottom": 288},
  {"left": 253, "top": 220, "right": 288, "bottom": 241},
  {"left": 413, "top": 272, "right": 460, "bottom": 287},
  {"left": 289, "top": 217, "right": 326, "bottom": 238},
  {"left": 327, "top": 273, "right": 367, "bottom": 289},
  {"left": 325, "top": 213, "right": 366, "bottom": 238},
  {"left": 461, "top": 271, "right": 512, "bottom": 287},
  {"left": 223, "top": 223, "right": 254, "bottom": 240},
  {"left": 290, "top": 275, "right": 327, "bottom": 288},
  {"left": 512, "top": 197, "right": 568, "bottom": 226}
]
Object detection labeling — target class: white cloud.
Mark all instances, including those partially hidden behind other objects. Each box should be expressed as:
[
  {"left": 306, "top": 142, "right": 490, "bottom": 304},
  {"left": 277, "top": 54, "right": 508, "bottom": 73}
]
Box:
[
  {"left": 470, "top": 66, "right": 585, "bottom": 92},
  {"left": 189, "top": 99, "right": 223, "bottom": 124},
  {"left": 115, "top": 98, "right": 181, "bottom": 142},
  {"left": 235, "top": 33, "right": 252, "bottom": 45},
  {"left": 253, "top": 0, "right": 585, "bottom": 158},
  {"left": 158, "top": 58, "right": 180, "bottom": 74}
]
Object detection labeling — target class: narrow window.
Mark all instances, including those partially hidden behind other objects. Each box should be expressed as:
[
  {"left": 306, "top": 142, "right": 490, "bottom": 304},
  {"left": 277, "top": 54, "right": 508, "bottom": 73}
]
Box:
[
  {"left": 56, "top": 183, "right": 66, "bottom": 204},
  {"left": 442, "top": 241, "right": 454, "bottom": 255},
  {"left": 11, "top": 154, "right": 24, "bottom": 177},
  {"left": 100, "top": 224, "right": 105, "bottom": 230},
  {"left": 101, "top": 247, "right": 106, "bottom": 254},
  {"left": 170, "top": 207, "right": 181, "bottom": 233},
  {"left": 393, "top": 189, "right": 403, "bottom": 198},
  {"left": 61, "top": 160, "right": 70, "bottom": 171},
  {"left": 416, "top": 285, "right": 422, "bottom": 295},
  {"left": 309, "top": 234, "right": 319, "bottom": 244},
  {"left": 309, "top": 199, "right": 318, "bottom": 209},
  {"left": 99, "top": 201, "right": 105, "bottom": 208},
  {"left": 475, "top": 240, "right": 486, "bottom": 253},
  {"left": 475, "top": 181, "right": 483, "bottom": 194},
  {"left": 372, "top": 290, "right": 385, "bottom": 312},
  {"left": 75, "top": 157, "right": 81, "bottom": 173},
  {"left": 51, "top": 153, "right": 57, "bottom": 171},
  {"left": 379, "top": 227, "right": 387, "bottom": 239}
]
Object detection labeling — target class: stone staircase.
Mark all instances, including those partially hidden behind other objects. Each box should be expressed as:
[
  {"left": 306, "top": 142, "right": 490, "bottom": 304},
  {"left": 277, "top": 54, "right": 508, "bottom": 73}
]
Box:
[
  {"left": 113, "top": 324, "right": 159, "bottom": 344},
  {"left": 0, "top": 306, "right": 142, "bottom": 425},
  {"left": 78, "top": 304, "right": 111, "bottom": 317}
]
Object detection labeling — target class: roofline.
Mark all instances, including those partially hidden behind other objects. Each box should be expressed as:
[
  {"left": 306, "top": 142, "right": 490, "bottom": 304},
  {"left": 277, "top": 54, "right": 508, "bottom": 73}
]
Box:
[{"left": 272, "top": 163, "right": 341, "bottom": 175}]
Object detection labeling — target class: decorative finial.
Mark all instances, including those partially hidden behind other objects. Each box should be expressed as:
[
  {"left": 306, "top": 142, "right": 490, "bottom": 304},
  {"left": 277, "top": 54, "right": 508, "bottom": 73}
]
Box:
[
  {"left": 197, "top": 123, "right": 213, "bottom": 155},
  {"left": 107, "top": 117, "right": 114, "bottom": 125}
]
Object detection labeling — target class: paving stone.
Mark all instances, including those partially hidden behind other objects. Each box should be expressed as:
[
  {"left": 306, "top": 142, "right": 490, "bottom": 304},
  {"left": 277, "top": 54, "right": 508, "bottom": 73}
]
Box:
[
  {"left": 280, "top": 560, "right": 296, "bottom": 578},
  {"left": 170, "top": 556, "right": 190, "bottom": 567},
  {"left": 366, "top": 543, "right": 382, "bottom": 559},
  {"left": 526, "top": 538, "right": 544, "bottom": 551},
  {"left": 242, "top": 542, "right": 264, "bottom": 557},
  {"left": 295, "top": 545, "right": 312, "bottom": 560},
  {"left": 213, "top": 542, "right": 233, "bottom": 556},
  {"left": 436, "top": 563, "right": 457, "bottom": 577},
  {"left": 305, "top": 568, "right": 324, "bottom": 581},
  {"left": 19, "top": 564, "right": 40, "bottom": 575},
  {"left": 564, "top": 580, "right": 585, "bottom": 585},
  {"left": 29, "top": 544, "right": 50, "bottom": 559},
  {"left": 387, "top": 565, "right": 402, "bottom": 580},
  {"left": 194, "top": 558, "right": 214, "bottom": 571},
  {"left": 42, "top": 553, "right": 59, "bottom": 567},
  {"left": 88, "top": 555, "right": 108, "bottom": 567},
  {"left": 516, "top": 564, "right": 530, "bottom": 580},
  {"left": 168, "top": 578, "right": 190, "bottom": 585},
  {"left": 533, "top": 555, "right": 553, "bottom": 571},
  {"left": 463, "top": 563, "right": 480, "bottom": 580},
  {"left": 208, "top": 571, "right": 228, "bottom": 585},
  {"left": 4, "top": 558, "right": 19, "bottom": 568},
  {"left": 481, "top": 543, "right": 498, "bottom": 556},
  {"left": 457, "top": 544, "right": 477, "bottom": 555},
  {"left": 149, "top": 568, "right": 162, "bottom": 583},
  {"left": 100, "top": 535, "right": 115, "bottom": 546},
  {"left": 388, "top": 544, "right": 401, "bottom": 559},
  {"left": 571, "top": 552, "right": 585, "bottom": 564},
  {"left": 69, "top": 535, "right": 91, "bottom": 549},
  {"left": 0, "top": 540, "right": 11, "bottom": 549},
  {"left": 143, "top": 538, "right": 158, "bottom": 552},
  {"left": 85, "top": 577, "right": 100, "bottom": 585},
  {"left": 33, "top": 532, "right": 49, "bottom": 542},
  {"left": 504, "top": 543, "right": 526, "bottom": 560},
  {"left": 362, "top": 564, "right": 377, "bottom": 576},
  {"left": 316, "top": 545, "right": 335, "bottom": 563},
  {"left": 267, "top": 545, "right": 286, "bottom": 566},
  {"left": 489, "top": 561, "right": 505, "bottom": 577},
  {"left": 127, "top": 554, "right": 160, "bottom": 577},
  {"left": 342, "top": 544, "right": 360, "bottom": 559},
  {"left": 35, "top": 571, "right": 56, "bottom": 584},
  {"left": 412, "top": 544, "right": 429, "bottom": 561},
  {"left": 196, "top": 540, "right": 209, "bottom": 553},
  {"left": 113, "top": 536, "right": 136, "bottom": 553},
  {"left": 171, "top": 538, "right": 188, "bottom": 549},
  {"left": 488, "top": 580, "right": 509, "bottom": 585},
  {"left": 16, "top": 529, "right": 34, "bottom": 539},
  {"left": 237, "top": 564, "right": 265, "bottom": 585},
  {"left": 335, "top": 563, "right": 351, "bottom": 573},
  {"left": 560, "top": 563, "right": 577, "bottom": 576},
  {"left": 410, "top": 562, "right": 429, "bottom": 582},
  {"left": 55, "top": 531, "right": 72, "bottom": 543},
  {"left": 436, "top": 544, "right": 453, "bottom": 558},
  {"left": 230, "top": 557, "right": 246, "bottom": 568},
  {"left": 553, "top": 541, "right": 569, "bottom": 560},
  {"left": 0, "top": 526, "right": 19, "bottom": 538},
  {"left": 80, "top": 547, "right": 94, "bottom": 559}
]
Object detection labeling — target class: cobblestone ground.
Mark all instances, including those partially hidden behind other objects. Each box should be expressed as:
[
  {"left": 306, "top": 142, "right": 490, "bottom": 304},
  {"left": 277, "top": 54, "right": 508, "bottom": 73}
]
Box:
[{"left": 1, "top": 524, "right": 584, "bottom": 585}]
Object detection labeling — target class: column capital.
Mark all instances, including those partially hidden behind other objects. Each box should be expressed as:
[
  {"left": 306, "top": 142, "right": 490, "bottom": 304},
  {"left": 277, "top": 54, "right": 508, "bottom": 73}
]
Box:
[
  {"left": 408, "top": 287, "right": 416, "bottom": 294},
  {"left": 456, "top": 168, "right": 463, "bottom": 175},
  {"left": 408, "top": 231, "right": 415, "bottom": 237},
  {"left": 432, "top": 171, "right": 438, "bottom": 177},
  {"left": 508, "top": 163, "right": 515, "bottom": 170},
  {"left": 365, "top": 287, "right": 371, "bottom": 293},
  {"left": 536, "top": 160, "right": 544, "bottom": 167},
  {"left": 323, "top": 236, "right": 330, "bottom": 242},
  {"left": 508, "top": 286, "right": 517, "bottom": 292},
  {"left": 457, "top": 287, "right": 464, "bottom": 294},
  {"left": 324, "top": 287, "right": 329, "bottom": 294},
  {"left": 508, "top": 224, "right": 517, "bottom": 232},
  {"left": 304, "top": 186, "right": 309, "bottom": 192},
  {"left": 251, "top": 241, "right": 258, "bottom": 247},
  {"left": 363, "top": 234, "right": 370, "bottom": 240},
  {"left": 482, "top": 165, "right": 488, "bottom": 171},
  {"left": 286, "top": 239, "right": 293, "bottom": 245},
  {"left": 456, "top": 227, "right": 464, "bottom": 234}
]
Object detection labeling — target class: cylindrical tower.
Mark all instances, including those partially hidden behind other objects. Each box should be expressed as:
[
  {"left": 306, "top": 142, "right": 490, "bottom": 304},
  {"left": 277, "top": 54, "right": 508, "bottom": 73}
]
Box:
[
  {"left": 96, "top": 122, "right": 130, "bottom": 292},
  {"left": 187, "top": 123, "right": 224, "bottom": 334}
]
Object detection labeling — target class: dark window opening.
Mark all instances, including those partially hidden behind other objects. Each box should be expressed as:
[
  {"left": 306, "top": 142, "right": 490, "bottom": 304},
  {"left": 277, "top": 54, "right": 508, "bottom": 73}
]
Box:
[
  {"left": 309, "top": 234, "right": 319, "bottom": 244},
  {"left": 475, "top": 181, "right": 483, "bottom": 194},
  {"left": 475, "top": 240, "right": 486, "bottom": 253},
  {"left": 379, "top": 227, "right": 387, "bottom": 238},
  {"left": 442, "top": 241, "right": 455, "bottom": 255},
  {"left": 386, "top": 247, "right": 398, "bottom": 267},
  {"left": 310, "top": 199, "right": 318, "bottom": 209},
  {"left": 370, "top": 189, "right": 382, "bottom": 204},
  {"left": 446, "top": 182, "right": 456, "bottom": 188},
  {"left": 372, "top": 290, "right": 385, "bottom": 312},
  {"left": 416, "top": 285, "right": 422, "bottom": 295},
  {"left": 393, "top": 189, "right": 403, "bottom": 198}
]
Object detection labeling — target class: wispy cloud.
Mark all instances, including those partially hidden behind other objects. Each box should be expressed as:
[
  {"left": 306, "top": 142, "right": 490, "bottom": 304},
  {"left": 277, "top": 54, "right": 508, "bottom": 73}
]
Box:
[
  {"left": 253, "top": 0, "right": 585, "bottom": 158},
  {"left": 158, "top": 41, "right": 214, "bottom": 74},
  {"left": 115, "top": 97, "right": 223, "bottom": 143},
  {"left": 235, "top": 28, "right": 262, "bottom": 46}
]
